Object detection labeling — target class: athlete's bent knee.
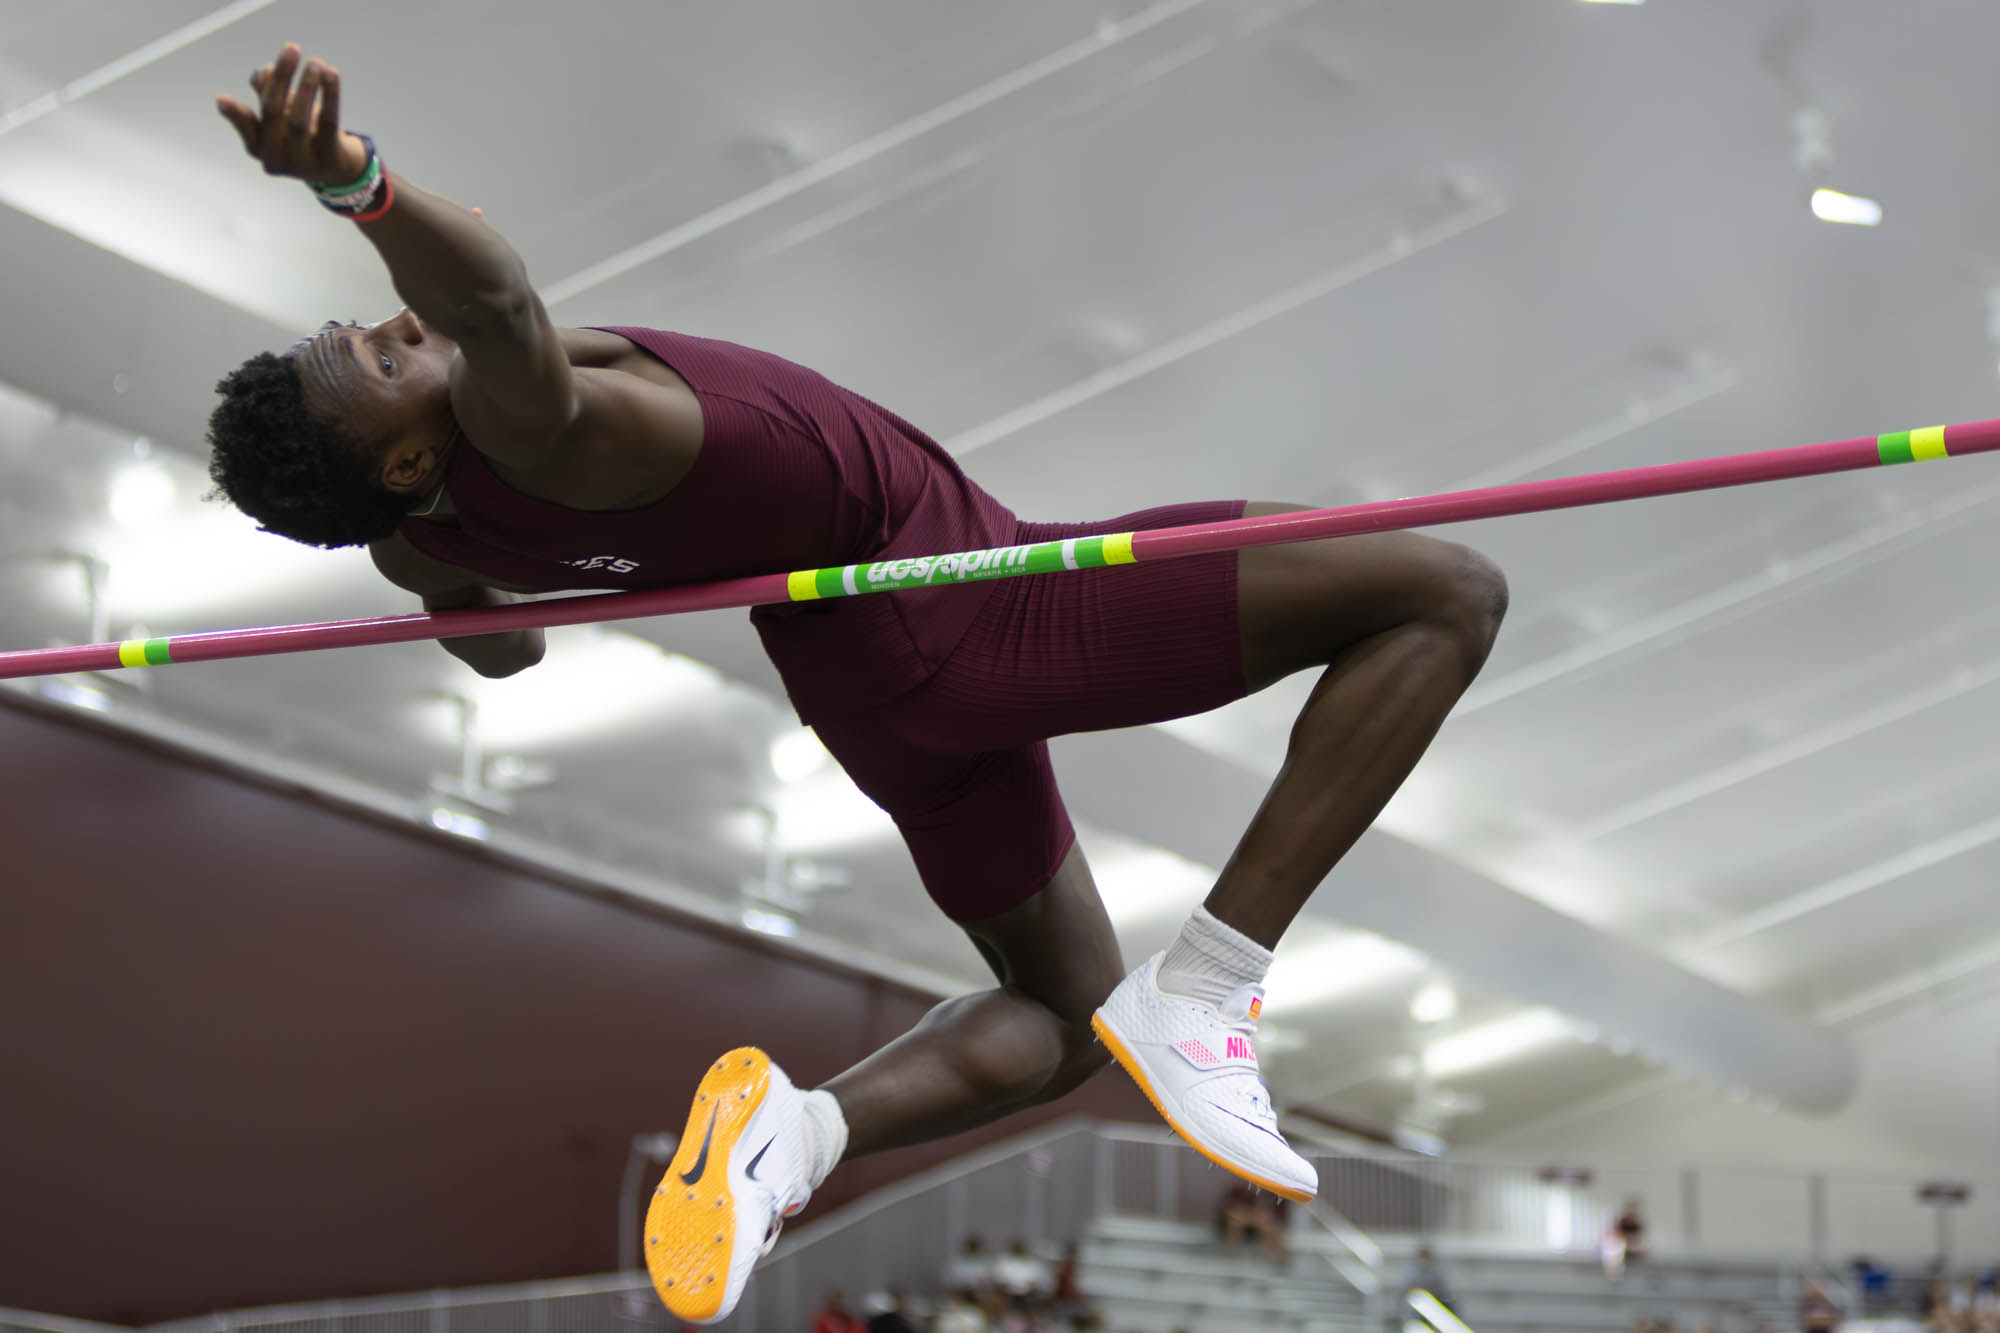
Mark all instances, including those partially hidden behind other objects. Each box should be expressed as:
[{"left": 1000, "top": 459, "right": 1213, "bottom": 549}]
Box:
[
  {"left": 1036, "top": 1018, "right": 1112, "bottom": 1103},
  {"left": 1434, "top": 543, "right": 1508, "bottom": 661}
]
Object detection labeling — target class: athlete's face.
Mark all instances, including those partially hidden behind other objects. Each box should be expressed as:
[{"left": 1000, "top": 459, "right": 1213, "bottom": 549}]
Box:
[{"left": 292, "top": 308, "right": 459, "bottom": 497}]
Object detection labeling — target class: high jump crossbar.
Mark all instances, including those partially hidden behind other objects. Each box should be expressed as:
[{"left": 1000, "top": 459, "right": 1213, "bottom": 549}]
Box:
[{"left": 2, "top": 420, "right": 1996, "bottom": 682}]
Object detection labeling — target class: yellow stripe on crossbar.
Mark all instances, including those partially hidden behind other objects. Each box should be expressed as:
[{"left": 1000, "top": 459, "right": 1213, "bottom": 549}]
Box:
[
  {"left": 1102, "top": 531, "right": 1137, "bottom": 565},
  {"left": 117, "top": 640, "right": 150, "bottom": 669},
  {"left": 786, "top": 569, "right": 824, "bottom": 601},
  {"left": 1910, "top": 425, "right": 1948, "bottom": 461}
]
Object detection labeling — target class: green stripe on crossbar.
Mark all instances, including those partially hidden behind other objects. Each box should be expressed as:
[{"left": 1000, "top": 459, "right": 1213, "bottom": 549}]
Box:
[{"left": 1877, "top": 431, "right": 1915, "bottom": 465}]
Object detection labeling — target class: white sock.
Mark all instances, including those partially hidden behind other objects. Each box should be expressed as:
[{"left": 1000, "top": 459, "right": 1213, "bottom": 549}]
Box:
[
  {"left": 799, "top": 1088, "right": 848, "bottom": 1191},
  {"left": 1156, "top": 905, "right": 1273, "bottom": 1008}
]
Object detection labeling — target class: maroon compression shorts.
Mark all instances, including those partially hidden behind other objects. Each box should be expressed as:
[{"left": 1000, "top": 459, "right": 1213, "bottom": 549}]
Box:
[{"left": 810, "top": 501, "right": 1249, "bottom": 923}]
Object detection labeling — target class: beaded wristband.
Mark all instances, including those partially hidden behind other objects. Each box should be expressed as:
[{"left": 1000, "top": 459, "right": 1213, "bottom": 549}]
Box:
[{"left": 311, "top": 133, "right": 390, "bottom": 219}]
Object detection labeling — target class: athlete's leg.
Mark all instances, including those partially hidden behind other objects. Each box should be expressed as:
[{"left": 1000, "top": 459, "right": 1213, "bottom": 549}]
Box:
[
  {"left": 1093, "top": 505, "right": 1504, "bottom": 1200},
  {"left": 821, "top": 507, "right": 1507, "bottom": 1154},
  {"left": 643, "top": 854, "right": 1119, "bottom": 1326},
  {"left": 824, "top": 843, "right": 1119, "bottom": 1156},
  {"left": 1208, "top": 505, "right": 1508, "bottom": 946}
]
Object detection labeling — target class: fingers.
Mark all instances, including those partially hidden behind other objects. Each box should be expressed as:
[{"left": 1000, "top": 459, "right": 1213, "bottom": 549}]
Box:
[
  {"left": 258, "top": 43, "right": 298, "bottom": 130},
  {"left": 311, "top": 64, "right": 343, "bottom": 161},
  {"left": 216, "top": 94, "right": 260, "bottom": 153},
  {"left": 290, "top": 59, "right": 322, "bottom": 140}
]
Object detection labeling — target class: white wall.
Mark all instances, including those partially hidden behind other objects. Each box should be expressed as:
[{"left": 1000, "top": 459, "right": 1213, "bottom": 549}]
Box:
[{"left": 1471, "top": 980, "right": 2000, "bottom": 1263}]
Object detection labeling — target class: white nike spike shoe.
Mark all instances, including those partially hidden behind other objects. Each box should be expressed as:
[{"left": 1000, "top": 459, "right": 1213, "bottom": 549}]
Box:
[
  {"left": 646, "top": 1048, "right": 811, "bottom": 1324},
  {"left": 1092, "top": 953, "right": 1317, "bottom": 1202}
]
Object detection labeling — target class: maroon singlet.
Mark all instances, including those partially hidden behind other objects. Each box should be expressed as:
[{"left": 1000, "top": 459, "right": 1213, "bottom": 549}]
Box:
[{"left": 397, "top": 327, "right": 1016, "bottom": 721}]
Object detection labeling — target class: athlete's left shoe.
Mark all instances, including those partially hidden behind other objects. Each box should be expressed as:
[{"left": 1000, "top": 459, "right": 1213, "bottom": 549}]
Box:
[
  {"left": 645, "top": 1048, "right": 812, "bottom": 1325},
  {"left": 1092, "top": 952, "right": 1317, "bottom": 1203}
]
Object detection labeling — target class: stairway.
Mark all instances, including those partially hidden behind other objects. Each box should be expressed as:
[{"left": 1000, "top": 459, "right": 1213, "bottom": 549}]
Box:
[{"left": 1081, "top": 1215, "right": 1371, "bottom": 1333}]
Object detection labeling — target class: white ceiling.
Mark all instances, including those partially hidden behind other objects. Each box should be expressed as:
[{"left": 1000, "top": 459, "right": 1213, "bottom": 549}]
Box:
[{"left": 3, "top": 0, "right": 1998, "bottom": 1148}]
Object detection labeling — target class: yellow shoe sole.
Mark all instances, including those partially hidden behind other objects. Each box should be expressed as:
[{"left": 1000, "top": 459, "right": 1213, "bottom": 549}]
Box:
[{"left": 645, "top": 1047, "right": 774, "bottom": 1324}]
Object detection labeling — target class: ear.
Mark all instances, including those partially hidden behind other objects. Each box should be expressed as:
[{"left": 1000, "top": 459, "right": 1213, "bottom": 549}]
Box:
[{"left": 378, "top": 437, "right": 439, "bottom": 495}]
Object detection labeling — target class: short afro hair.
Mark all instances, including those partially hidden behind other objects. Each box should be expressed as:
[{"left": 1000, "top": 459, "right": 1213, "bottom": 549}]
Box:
[{"left": 206, "top": 351, "right": 411, "bottom": 549}]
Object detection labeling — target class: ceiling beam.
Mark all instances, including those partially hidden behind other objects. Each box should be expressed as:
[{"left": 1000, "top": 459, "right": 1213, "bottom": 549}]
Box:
[
  {"left": 539, "top": 0, "right": 1222, "bottom": 306},
  {"left": 0, "top": 201, "right": 293, "bottom": 451},
  {"left": 1455, "top": 469, "right": 2000, "bottom": 716},
  {"left": 1693, "top": 810, "right": 2000, "bottom": 952},
  {"left": 944, "top": 191, "right": 1507, "bottom": 458},
  {"left": 1814, "top": 933, "right": 2000, "bottom": 1028},
  {"left": 1578, "top": 653, "right": 2000, "bottom": 842},
  {"left": 0, "top": 0, "right": 282, "bottom": 138}
]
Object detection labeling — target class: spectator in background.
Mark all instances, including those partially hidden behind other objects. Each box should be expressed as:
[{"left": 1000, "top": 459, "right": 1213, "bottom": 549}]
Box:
[
  {"left": 865, "top": 1291, "right": 921, "bottom": 1333},
  {"left": 1798, "top": 1279, "right": 1843, "bottom": 1332},
  {"left": 1051, "top": 1242, "right": 1089, "bottom": 1321},
  {"left": 813, "top": 1290, "right": 860, "bottom": 1333},
  {"left": 1978, "top": 1271, "right": 2000, "bottom": 1330},
  {"left": 994, "top": 1238, "right": 1053, "bottom": 1302},
  {"left": 1219, "top": 1179, "right": 1289, "bottom": 1267},
  {"left": 936, "top": 1288, "right": 989, "bottom": 1333},
  {"left": 1605, "top": 1197, "right": 1649, "bottom": 1278},
  {"left": 946, "top": 1236, "right": 995, "bottom": 1297},
  {"left": 1400, "top": 1246, "right": 1456, "bottom": 1316}
]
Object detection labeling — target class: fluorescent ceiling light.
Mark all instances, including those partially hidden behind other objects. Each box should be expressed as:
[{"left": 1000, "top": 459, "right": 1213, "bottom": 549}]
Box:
[
  {"left": 39, "top": 677, "right": 110, "bottom": 712},
  {"left": 1409, "top": 980, "right": 1459, "bottom": 1024},
  {"left": 1088, "top": 839, "right": 1217, "bottom": 927},
  {"left": 769, "top": 726, "right": 832, "bottom": 782},
  {"left": 1810, "top": 188, "right": 1882, "bottom": 227},
  {"left": 1265, "top": 929, "right": 1425, "bottom": 1010},
  {"left": 741, "top": 905, "right": 800, "bottom": 938},
  {"left": 1422, "top": 1008, "right": 1580, "bottom": 1078},
  {"left": 89, "top": 483, "right": 365, "bottom": 620},
  {"left": 444, "top": 628, "right": 724, "bottom": 750},
  {"left": 107, "top": 459, "right": 177, "bottom": 523},
  {"left": 769, "top": 768, "right": 897, "bottom": 853},
  {"left": 0, "top": 111, "right": 361, "bottom": 327},
  {"left": 428, "top": 806, "right": 491, "bottom": 841}
]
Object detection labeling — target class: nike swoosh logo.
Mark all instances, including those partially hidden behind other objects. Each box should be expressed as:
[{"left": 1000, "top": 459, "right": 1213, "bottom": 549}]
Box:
[
  {"left": 1219, "top": 1108, "right": 1288, "bottom": 1144},
  {"left": 680, "top": 1109, "right": 718, "bottom": 1185},
  {"left": 745, "top": 1136, "right": 776, "bottom": 1181}
]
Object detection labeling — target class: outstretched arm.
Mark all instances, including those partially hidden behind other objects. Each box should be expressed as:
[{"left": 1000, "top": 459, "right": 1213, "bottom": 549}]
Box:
[
  {"left": 369, "top": 533, "right": 545, "bottom": 679},
  {"left": 218, "top": 44, "right": 576, "bottom": 466}
]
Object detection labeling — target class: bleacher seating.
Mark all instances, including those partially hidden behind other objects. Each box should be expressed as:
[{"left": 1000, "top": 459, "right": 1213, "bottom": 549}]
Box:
[
  {"left": 1082, "top": 1215, "right": 1370, "bottom": 1333},
  {"left": 1374, "top": 1236, "right": 1794, "bottom": 1332},
  {"left": 1075, "top": 1216, "right": 1806, "bottom": 1333}
]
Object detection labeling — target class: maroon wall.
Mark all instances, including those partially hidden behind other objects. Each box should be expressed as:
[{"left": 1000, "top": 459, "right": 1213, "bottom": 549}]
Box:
[{"left": 0, "top": 700, "right": 1150, "bottom": 1324}]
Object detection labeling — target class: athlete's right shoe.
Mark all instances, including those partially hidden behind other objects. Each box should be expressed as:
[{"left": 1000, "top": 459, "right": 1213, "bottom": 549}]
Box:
[
  {"left": 645, "top": 1048, "right": 812, "bottom": 1325},
  {"left": 1092, "top": 952, "right": 1318, "bottom": 1202}
]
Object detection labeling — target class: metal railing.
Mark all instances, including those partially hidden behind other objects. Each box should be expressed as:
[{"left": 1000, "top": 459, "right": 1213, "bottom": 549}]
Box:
[
  {"left": 10, "top": 1120, "right": 1991, "bottom": 1333},
  {"left": 1296, "top": 1144, "right": 2000, "bottom": 1265}
]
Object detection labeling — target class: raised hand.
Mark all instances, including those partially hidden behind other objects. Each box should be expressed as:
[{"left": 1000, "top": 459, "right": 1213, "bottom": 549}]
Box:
[{"left": 216, "top": 43, "right": 368, "bottom": 185}]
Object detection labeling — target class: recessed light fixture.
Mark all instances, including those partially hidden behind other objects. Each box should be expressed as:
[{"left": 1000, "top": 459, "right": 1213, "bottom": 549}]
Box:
[
  {"left": 741, "top": 906, "right": 800, "bottom": 938},
  {"left": 107, "top": 459, "right": 177, "bottom": 524},
  {"left": 769, "top": 726, "right": 832, "bottom": 782},
  {"left": 1410, "top": 980, "right": 1459, "bottom": 1024},
  {"left": 428, "top": 806, "right": 491, "bottom": 841},
  {"left": 1265, "top": 930, "right": 1426, "bottom": 1009},
  {"left": 39, "top": 677, "right": 110, "bottom": 712},
  {"left": 1422, "top": 1008, "right": 1579, "bottom": 1077},
  {"left": 1810, "top": 188, "right": 1882, "bottom": 227}
]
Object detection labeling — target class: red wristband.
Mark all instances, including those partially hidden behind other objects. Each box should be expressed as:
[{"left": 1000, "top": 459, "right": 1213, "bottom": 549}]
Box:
[{"left": 351, "top": 173, "right": 396, "bottom": 224}]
